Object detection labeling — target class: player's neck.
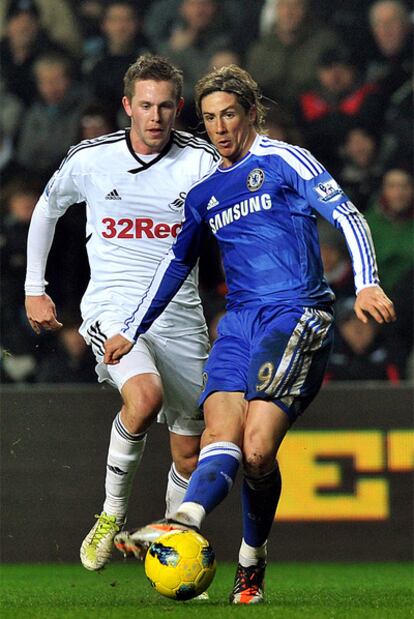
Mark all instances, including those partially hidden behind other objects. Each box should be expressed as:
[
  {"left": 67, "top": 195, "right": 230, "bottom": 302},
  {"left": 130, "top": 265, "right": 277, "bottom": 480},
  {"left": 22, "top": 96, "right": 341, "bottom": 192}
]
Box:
[
  {"left": 129, "top": 127, "right": 171, "bottom": 157},
  {"left": 221, "top": 131, "right": 257, "bottom": 168}
]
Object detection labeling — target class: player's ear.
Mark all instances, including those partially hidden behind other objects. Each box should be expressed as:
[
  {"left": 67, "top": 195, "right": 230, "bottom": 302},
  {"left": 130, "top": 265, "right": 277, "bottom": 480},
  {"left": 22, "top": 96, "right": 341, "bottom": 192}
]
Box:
[
  {"left": 122, "top": 96, "right": 132, "bottom": 118},
  {"left": 176, "top": 97, "right": 185, "bottom": 117}
]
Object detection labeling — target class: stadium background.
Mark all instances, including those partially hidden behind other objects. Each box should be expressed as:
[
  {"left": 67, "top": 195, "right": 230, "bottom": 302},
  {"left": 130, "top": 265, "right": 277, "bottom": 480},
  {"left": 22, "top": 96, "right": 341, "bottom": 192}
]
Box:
[{"left": 0, "top": 0, "right": 413, "bottom": 564}]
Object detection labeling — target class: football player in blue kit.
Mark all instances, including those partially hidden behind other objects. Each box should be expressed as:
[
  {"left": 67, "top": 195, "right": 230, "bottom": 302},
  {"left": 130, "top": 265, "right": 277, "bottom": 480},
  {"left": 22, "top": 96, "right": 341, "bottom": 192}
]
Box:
[{"left": 104, "top": 65, "right": 396, "bottom": 604}]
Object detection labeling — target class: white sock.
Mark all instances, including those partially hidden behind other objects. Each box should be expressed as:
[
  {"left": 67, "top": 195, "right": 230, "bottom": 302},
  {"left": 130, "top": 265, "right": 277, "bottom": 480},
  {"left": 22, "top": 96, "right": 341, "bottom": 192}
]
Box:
[
  {"left": 103, "top": 412, "right": 147, "bottom": 524},
  {"left": 174, "top": 502, "right": 206, "bottom": 530},
  {"left": 238, "top": 538, "right": 267, "bottom": 567},
  {"left": 165, "top": 463, "right": 189, "bottom": 519}
]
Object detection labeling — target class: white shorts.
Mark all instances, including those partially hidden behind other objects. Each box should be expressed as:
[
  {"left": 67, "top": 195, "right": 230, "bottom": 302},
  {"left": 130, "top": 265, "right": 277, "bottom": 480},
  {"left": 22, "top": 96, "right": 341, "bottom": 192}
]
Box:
[{"left": 83, "top": 318, "right": 209, "bottom": 436}]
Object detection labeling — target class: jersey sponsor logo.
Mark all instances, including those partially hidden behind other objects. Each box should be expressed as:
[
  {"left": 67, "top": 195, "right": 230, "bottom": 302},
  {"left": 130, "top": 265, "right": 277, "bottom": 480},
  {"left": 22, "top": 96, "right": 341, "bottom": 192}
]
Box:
[
  {"left": 246, "top": 168, "right": 265, "bottom": 192},
  {"left": 314, "top": 179, "right": 344, "bottom": 203},
  {"left": 208, "top": 193, "right": 272, "bottom": 233},
  {"left": 168, "top": 191, "right": 186, "bottom": 212},
  {"left": 101, "top": 217, "right": 182, "bottom": 239},
  {"left": 207, "top": 195, "right": 219, "bottom": 210},
  {"left": 105, "top": 188, "right": 122, "bottom": 200}
]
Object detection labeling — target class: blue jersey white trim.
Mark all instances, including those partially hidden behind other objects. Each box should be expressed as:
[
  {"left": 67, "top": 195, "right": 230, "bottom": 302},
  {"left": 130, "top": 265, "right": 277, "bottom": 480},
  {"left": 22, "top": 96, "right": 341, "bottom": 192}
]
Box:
[
  {"left": 121, "top": 135, "right": 380, "bottom": 341},
  {"left": 198, "top": 442, "right": 243, "bottom": 463},
  {"left": 333, "top": 201, "right": 379, "bottom": 291}
]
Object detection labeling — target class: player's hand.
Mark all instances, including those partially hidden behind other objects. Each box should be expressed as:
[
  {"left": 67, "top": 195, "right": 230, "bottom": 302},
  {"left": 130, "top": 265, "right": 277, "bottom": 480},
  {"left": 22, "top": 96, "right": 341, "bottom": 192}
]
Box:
[
  {"left": 25, "top": 294, "right": 63, "bottom": 334},
  {"left": 354, "top": 286, "right": 396, "bottom": 324},
  {"left": 104, "top": 334, "right": 133, "bottom": 365}
]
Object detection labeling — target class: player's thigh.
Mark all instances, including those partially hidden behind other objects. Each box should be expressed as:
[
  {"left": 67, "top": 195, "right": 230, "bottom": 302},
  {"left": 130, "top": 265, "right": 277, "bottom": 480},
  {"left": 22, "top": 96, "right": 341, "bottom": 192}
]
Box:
[
  {"left": 247, "top": 306, "right": 334, "bottom": 423},
  {"left": 120, "top": 373, "right": 164, "bottom": 432},
  {"left": 202, "top": 391, "right": 247, "bottom": 448},
  {"left": 150, "top": 329, "right": 209, "bottom": 436},
  {"left": 243, "top": 399, "right": 290, "bottom": 474},
  {"left": 84, "top": 317, "right": 162, "bottom": 391}
]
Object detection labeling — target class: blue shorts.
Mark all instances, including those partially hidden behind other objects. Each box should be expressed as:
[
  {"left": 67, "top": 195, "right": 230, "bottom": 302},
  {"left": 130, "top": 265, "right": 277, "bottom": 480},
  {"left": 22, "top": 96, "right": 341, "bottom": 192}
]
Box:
[{"left": 200, "top": 304, "right": 334, "bottom": 422}]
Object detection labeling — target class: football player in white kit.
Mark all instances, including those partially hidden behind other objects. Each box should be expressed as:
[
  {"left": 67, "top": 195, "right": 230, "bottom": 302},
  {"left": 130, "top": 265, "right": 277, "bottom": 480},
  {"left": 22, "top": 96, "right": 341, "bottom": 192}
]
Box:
[{"left": 25, "top": 55, "right": 219, "bottom": 571}]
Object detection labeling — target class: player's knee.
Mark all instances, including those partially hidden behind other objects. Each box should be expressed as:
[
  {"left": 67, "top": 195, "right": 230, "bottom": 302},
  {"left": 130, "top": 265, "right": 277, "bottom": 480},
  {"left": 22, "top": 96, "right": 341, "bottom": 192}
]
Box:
[
  {"left": 243, "top": 440, "right": 275, "bottom": 477},
  {"left": 121, "top": 386, "right": 163, "bottom": 433},
  {"left": 244, "top": 453, "right": 272, "bottom": 477},
  {"left": 174, "top": 452, "right": 198, "bottom": 479}
]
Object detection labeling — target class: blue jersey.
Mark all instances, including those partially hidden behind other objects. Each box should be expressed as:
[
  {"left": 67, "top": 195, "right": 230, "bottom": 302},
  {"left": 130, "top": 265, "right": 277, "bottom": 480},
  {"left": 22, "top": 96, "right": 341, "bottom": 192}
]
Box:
[{"left": 122, "top": 135, "right": 379, "bottom": 341}]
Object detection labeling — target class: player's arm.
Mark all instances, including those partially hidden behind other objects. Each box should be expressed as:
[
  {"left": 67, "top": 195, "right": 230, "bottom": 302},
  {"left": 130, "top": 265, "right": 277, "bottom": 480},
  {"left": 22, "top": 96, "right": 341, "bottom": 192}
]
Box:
[
  {"left": 283, "top": 155, "right": 396, "bottom": 324},
  {"left": 104, "top": 202, "right": 204, "bottom": 365},
  {"left": 319, "top": 199, "right": 395, "bottom": 324},
  {"left": 25, "top": 157, "right": 85, "bottom": 333},
  {"left": 25, "top": 204, "right": 62, "bottom": 333}
]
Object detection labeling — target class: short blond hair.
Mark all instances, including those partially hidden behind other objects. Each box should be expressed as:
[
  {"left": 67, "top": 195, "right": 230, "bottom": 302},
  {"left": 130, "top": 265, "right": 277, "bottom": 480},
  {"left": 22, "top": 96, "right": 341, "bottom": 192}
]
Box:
[
  {"left": 123, "top": 54, "right": 183, "bottom": 102},
  {"left": 194, "top": 65, "right": 267, "bottom": 132}
]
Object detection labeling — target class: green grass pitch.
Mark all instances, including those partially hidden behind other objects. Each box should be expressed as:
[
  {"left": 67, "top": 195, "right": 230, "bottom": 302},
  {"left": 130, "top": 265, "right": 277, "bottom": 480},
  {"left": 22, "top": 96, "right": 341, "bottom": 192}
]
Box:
[{"left": 0, "top": 562, "right": 412, "bottom": 619}]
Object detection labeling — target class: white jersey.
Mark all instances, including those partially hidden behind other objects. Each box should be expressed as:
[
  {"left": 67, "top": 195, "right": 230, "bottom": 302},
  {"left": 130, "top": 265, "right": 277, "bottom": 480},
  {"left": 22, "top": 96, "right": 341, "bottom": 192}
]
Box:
[{"left": 25, "top": 129, "right": 219, "bottom": 336}]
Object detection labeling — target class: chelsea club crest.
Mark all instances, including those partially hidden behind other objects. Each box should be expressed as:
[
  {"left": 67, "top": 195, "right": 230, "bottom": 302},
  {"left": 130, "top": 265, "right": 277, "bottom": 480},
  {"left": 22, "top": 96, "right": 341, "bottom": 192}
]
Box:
[{"left": 246, "top": 168, "right": 265, "bottom": 192}]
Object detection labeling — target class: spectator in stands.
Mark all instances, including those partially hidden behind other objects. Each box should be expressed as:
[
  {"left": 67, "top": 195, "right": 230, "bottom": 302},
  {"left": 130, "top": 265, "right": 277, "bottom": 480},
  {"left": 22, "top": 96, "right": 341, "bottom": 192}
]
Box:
[
  {"left": 85, "top": 1, "right": 150, "bottom": 118},
  {"left": 35, "top": 315, "right": 96, "bottom": 383},
  {"left": 75, "top": 0, "right": 106, "bottom": 57},
  {"left": 326, "top": 296, "right": 401, "bottom": 382},
  {"left": 0, "top": 78, "right": 27, "bottom": 190},
  {"left": 15, "top": 52, "right": 89, "bottom": 182},
  {"left": 0, "top": 78, "right": 23, "bottom": 139},
  {"left": 0, "top": 178, "right": 46, "bottom": 383},
  {"left": 246, "top": 0, "right": 340, "bottom": 115},
  {"left": 0, "top": 0, "right": 67, "bottom": 106},
  {"left": 264, "top": 106, "right": 305, "bottom": 145},
  {"left": 77, "top": 103, "right": 116, "bottom": 142},
  {"left": 337, "top": 126, "right": 383, "bottom": 212},
  {"left": 317, "top": 220, "right": 355, "bottom": 302},
  {"left": 365, "top": 168, "right": 413, "bottom": 295},
  {"left": 143, "top": 0, "right": 261, "bottom": 59},
  {"left": 377, "top": 77, "right": 413, "bottom": 172},
  {"left": 366, "top": 0, "right": 412, "bottom": 102},
  {"left": 0, "top": 0, "right": 83, "bottom": 57},
  {"left": 297, "top": 47, "right": 384, "bottom": 171},
  {"left": 386, "top": 267, "right": 414, "bottom": 379},
  {"left": 208, "top": 49, "right": 241, "bottom": 72},
  {"left": 155, "top": 0, "right": 232, "bottom": 123},
  {"left": 312, "top": 0, "right": 375, "bottom": 60}
]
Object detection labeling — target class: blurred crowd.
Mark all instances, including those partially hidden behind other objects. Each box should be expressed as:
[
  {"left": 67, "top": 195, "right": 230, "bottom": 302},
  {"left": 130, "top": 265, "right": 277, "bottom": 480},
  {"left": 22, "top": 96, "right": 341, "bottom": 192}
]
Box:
[{"left": 1, "top": 0, "right": 413, "bottom": 384}]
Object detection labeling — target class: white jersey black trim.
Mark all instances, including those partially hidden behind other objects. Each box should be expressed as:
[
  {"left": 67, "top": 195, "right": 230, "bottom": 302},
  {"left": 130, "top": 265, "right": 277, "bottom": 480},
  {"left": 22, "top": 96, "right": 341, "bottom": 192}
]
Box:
[
  {"left": 172, "top": 132, "right": 219, "bottom": 160},
  {"left": 60, "top": 131, "right": 126, "bottom": 169},
  {"left": 126, "top": 129, "right": 175, "bottom": 174},
  {"left": 87, "top": 321, "right": 107, "bottom": 357}
]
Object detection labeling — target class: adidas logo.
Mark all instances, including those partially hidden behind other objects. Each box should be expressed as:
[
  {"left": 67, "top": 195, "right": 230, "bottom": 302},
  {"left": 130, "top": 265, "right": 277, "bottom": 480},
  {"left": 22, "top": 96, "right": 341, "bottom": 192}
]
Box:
[
  {"left": 207, "top": 195, "right": 219, "bottom": 210},
  {"left": 105, "top": 189, "right": 121, "bottom": 200}
]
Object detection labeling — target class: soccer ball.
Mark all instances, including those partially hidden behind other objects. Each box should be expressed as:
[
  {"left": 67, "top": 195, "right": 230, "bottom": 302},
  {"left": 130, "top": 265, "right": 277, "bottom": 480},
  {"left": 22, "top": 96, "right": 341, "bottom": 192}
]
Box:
[{"left": 144, "top": 529, "right": 216, "bottom": 600}]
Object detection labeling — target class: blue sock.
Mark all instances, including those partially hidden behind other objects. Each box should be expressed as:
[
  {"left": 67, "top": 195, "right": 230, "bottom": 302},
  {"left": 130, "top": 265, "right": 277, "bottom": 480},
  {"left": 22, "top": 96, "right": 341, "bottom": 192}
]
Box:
[
  {"left": 242, "top": 463, "right": 282, "bottom": 547},
  {"left": 183, "top": 442, "right": 242, "bottom": 514}
]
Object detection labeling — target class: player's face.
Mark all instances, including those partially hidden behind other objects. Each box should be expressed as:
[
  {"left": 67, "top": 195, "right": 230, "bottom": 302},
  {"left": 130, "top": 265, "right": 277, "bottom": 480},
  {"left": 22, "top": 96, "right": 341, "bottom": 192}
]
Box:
[
  {"left": 201, "top": 91, "right": 256, "bottom": 167},
  {"left": 123, "top": 80, "right": 184, "bottom": 154}
]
